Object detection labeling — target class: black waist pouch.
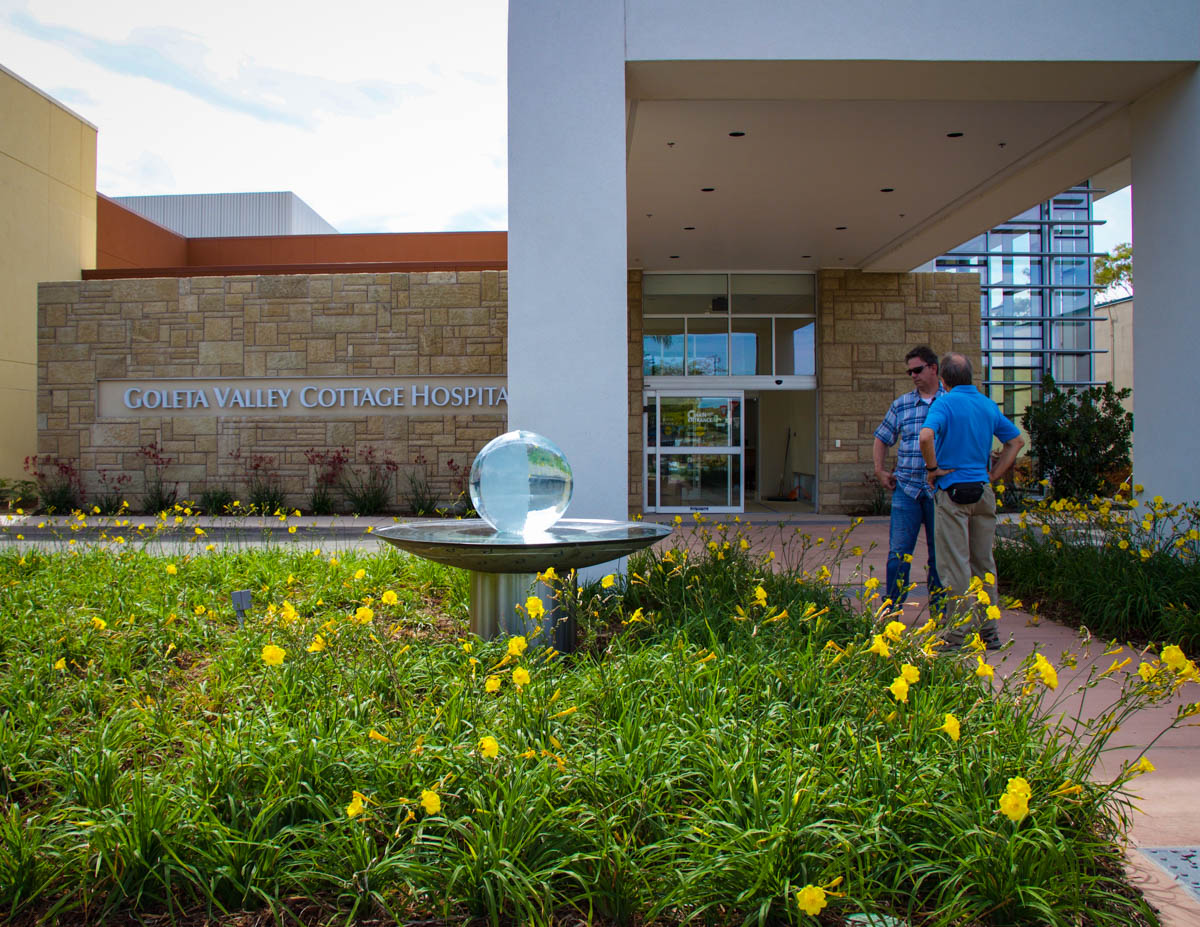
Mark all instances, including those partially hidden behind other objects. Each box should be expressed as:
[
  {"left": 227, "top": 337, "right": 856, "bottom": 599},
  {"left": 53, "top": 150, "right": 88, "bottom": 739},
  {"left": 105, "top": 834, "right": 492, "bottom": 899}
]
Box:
[{"left": 947, "top": 482, "right": 986, "bottom": 505}]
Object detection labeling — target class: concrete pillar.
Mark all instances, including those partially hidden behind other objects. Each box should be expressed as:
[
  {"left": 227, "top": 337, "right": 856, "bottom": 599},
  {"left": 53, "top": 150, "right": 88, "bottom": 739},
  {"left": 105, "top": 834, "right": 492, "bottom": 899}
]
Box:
[
  {"left": 507, "top": 0, "right": 630, "bottom": 520},
  {"left": 1130, "top": 66, "right": 1200, "bottom": 502}
]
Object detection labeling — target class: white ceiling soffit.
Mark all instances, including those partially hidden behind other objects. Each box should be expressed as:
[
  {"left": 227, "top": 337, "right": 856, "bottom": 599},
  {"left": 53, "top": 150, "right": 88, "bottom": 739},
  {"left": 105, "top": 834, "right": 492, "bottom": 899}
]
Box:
[{"left": 625, "top": 60, "right": 1187, "bottom": 272}]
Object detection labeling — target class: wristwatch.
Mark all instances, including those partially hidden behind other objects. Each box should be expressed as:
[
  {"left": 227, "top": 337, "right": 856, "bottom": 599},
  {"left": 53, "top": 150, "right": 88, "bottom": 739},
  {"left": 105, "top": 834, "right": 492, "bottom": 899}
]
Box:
[{"left": 925, "top": 464, "right": 939, "bottom": 471}]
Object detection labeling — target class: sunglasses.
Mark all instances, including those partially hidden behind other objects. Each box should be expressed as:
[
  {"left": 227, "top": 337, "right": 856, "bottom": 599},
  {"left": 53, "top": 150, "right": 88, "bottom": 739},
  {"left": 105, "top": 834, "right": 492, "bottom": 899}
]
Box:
[{"left": 906, "top": 364, "right": 930, "bottom": 376}]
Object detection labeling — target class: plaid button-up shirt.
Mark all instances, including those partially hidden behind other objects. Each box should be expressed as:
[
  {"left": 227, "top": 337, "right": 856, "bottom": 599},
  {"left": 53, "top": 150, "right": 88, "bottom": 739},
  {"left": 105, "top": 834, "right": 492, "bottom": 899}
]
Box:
[{"left": 874, "top": 385, "right": 946, "bottom": 501}]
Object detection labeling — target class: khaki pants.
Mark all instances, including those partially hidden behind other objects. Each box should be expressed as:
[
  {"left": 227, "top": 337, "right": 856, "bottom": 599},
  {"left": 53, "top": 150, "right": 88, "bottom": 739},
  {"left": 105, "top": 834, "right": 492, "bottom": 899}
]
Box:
[{"left": 934, "top": 483, "right": 999, "bottom": 646}]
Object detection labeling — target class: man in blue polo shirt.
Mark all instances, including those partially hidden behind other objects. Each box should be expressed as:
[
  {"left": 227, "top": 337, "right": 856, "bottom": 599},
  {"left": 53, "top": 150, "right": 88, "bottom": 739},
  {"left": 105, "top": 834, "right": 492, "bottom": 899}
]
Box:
[
  {"left": 919, "top": 352, "right": 1024, "bottom": 649},
  {"left": 873, "top": 345, "right": 946, "bottom": 610}
]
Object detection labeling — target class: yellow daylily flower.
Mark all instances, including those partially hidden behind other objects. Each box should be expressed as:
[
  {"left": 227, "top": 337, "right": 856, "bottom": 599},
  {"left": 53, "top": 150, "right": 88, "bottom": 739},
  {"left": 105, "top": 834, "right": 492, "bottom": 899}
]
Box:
[
  {"left": 796, "top": 884, "right": 827, "bottom": 917},
  {"left": 346, "top": 790, "right": 367, "bottom": 818},
  {"left": 261, "top": 644, "right": 286, "bottom": 665}
]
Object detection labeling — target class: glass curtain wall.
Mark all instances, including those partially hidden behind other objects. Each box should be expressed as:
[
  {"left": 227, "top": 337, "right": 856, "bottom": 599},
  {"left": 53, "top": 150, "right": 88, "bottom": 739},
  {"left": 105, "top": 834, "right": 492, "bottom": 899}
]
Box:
[{"left": 931, "top": 182, "right": 1100, "bottom": 423}]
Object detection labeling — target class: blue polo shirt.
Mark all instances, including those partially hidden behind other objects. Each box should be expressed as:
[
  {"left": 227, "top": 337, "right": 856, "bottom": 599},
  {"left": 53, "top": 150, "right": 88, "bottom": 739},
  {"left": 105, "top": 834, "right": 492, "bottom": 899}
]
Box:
[{"left": 921, "top": 385, "right": 1020, "bottom": 489}]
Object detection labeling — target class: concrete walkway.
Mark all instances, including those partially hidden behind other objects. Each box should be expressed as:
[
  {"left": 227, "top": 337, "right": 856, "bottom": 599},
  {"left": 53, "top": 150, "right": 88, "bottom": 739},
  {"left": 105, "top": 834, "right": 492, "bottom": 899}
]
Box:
[{"left": 3, "top": 509, "right": 1199, "bottom": 923}]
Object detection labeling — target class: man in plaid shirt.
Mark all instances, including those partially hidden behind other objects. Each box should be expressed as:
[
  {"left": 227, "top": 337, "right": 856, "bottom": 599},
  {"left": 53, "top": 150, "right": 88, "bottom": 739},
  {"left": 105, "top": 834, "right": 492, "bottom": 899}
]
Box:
[{"left": 873, "top": 345, "right": 946, "bottom": 611}]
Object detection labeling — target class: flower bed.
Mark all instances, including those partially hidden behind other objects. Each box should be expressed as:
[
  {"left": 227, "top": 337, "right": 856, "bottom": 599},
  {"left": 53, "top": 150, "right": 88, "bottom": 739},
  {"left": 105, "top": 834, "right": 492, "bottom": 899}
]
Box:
[
  {"left": 0, "top": 522, "right": 1193, "bottom": 925},
  {"left": 996, "top": 486, "right": 1200, "bottom": 651}
]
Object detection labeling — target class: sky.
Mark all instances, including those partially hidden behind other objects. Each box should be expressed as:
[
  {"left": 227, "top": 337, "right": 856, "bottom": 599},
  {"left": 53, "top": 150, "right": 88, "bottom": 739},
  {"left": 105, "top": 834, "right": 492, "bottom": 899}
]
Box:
[
  {"left": 0, "top": 0, "right": 509, "bottom": 233},
  {"left": 2, "top": 0, "right": 1135, "bottom": 248},
  {"left": 1094, "top": 185, "right": 1132, "bottom": 255}
]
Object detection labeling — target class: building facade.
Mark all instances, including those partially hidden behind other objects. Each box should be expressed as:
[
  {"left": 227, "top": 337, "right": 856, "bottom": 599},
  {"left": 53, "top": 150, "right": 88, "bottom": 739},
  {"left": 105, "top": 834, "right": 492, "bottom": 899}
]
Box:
[
  {"left": 113, "top": 192, "right": 339, "bottom": 238},
  {"left": 16, "top": 2, "right": 1200, "bottom": 513},
  {"left": 35, "top": 192, "right": 981, "bottom": 516},
  {"left": 925, "top": 183, "right": 1101, "bottom": 425},
  {"left": 1, "top": 64, "right": 97, "bottom": 479},
  {"left": 38, "top": 271, "right": 508, "bottom": 508},
  {"left": 37, "top": 262, "right": 977, "bottom": 515},
  {"left": 508, "top": 0, "right": 1200, "bottom": 516}
]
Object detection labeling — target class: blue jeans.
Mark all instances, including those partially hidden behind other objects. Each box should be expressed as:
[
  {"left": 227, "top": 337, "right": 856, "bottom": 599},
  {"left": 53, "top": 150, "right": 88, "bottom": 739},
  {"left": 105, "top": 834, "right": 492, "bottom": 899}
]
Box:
[{"left": 886, "top": 489, "right": 944, "bottom": 611}]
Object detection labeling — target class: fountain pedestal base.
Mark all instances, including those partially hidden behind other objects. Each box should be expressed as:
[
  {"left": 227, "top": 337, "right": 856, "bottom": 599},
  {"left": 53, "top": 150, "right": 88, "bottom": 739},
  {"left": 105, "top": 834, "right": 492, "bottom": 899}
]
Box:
[{"left": 377, "top": 518, "right": 671, "bottom": 651}]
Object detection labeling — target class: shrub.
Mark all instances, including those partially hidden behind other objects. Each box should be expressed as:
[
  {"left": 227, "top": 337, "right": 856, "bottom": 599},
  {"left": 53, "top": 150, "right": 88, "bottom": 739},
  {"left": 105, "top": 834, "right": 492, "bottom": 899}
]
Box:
[
  {"left": 847, "top": 471, "right": 891, "bottom": 516},
  {"left": 199, "top": 485, "right": 237, "bottom": 515},
  {"left": 304, "top": 446, "right": 348, "bottom": 515},
  {"left": 24, "top": 455, "right": 85, "bottom": 513},
  {"left": 137, "top": 442, "right": 177, "bottom": 514},
  {"left": 341, "top": 446, "right": 399, "bottom": 515},
  {"left": 439, "top": 456, "right": 473, "bottom": 516},
  {"left": 400, "top": 452, "right": 438, "bottom": 516},
  {"left": 1023, "top": 374, "right": 1133, "bottom": 500},
  {"left": 996, "top": 486, "right": 1200, "bottom": 650},
  {"left": 1, "top": 477, "right": 40, "bottom": 513},
  {"left": 230, "top": 449, "right": 287, "bottom": 515},
  {"left": 94, "top": 470, "right": 131, "bottom": 515}
]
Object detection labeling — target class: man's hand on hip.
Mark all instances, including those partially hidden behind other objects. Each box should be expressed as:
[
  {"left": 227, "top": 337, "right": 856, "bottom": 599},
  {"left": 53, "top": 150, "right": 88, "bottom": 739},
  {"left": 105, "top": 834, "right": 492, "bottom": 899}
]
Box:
[{"left": 926, "top": 467, "right": 954, "bottom": 488}]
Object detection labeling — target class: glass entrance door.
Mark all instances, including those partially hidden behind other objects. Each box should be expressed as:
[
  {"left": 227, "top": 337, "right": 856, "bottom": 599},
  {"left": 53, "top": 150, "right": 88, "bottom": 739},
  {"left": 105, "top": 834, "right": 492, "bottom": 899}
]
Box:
[{"left": 644, "top": 391, "right": 744, "bottom": 513}]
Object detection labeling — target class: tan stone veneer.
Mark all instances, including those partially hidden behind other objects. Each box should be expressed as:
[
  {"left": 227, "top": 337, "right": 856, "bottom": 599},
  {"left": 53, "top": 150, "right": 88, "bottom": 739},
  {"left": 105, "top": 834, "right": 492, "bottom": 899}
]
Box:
[
  {"left": 816, "top": 270, "right": 981, "bottom": 513},
  {"left": 37, "top": 271, "right": 508, "bottom": 508}
]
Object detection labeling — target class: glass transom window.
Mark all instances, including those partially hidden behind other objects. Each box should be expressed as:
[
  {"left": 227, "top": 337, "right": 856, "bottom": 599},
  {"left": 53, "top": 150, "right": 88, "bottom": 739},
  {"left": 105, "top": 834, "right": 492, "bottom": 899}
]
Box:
[{"left": 642, "top": 273, "right": 815, "bottom": 378}]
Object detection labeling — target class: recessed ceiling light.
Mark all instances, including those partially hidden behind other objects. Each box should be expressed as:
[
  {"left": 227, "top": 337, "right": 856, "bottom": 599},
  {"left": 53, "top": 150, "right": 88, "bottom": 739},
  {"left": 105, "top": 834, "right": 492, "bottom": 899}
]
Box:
[
  {"left": 880, "top": 187, "right": 894, "bottom": 193},
  {"left": 946, "top": 131, "right": 964, "bottom": 138},
  {"left": 835, "top": 226, "right": 847, "bottom": 230},
  {"left": 728, "top": 131, "right": 746, "bottom": 137},
  {"left": 701, "top": 187, "right": 715, "bottom": 192},
  {"left": 683, "top": 226, "right": 695, "bottom": 230}
]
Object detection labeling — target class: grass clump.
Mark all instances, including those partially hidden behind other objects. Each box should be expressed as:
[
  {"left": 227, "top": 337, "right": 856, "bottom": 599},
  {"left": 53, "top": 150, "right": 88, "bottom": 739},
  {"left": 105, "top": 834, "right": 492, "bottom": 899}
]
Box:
[
  {"left": 997, "top": 483, "right": 1200, "bottom": 650},
  {"left": 0, "top": 522, "right": 1191, "bottom": 926}
]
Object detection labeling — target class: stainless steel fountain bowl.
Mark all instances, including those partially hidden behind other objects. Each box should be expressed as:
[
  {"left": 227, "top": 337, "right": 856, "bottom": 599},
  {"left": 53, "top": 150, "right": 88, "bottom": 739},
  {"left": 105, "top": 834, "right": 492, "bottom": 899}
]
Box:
[{"left": 375, "top": 518, "right": 671, "bottom": 573}]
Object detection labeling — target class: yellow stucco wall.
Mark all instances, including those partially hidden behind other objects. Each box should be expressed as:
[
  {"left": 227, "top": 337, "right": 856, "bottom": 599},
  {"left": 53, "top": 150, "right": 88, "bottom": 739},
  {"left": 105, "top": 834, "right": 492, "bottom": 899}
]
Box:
[{"left": 0, "top": 64, "right": 97, "bottom": 479}]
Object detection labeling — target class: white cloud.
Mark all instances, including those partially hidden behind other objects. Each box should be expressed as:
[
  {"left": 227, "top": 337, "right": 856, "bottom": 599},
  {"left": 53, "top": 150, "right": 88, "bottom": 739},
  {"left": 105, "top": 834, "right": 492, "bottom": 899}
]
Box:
[{"left": 0, "top": 0, "right": 509, "bottom": 232}]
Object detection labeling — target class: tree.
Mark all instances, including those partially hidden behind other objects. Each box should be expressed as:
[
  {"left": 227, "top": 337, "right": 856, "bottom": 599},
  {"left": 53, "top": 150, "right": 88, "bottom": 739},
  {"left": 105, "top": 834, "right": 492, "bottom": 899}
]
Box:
[
  {"left": 1095, "top": 242, "right": 1132, "bottom": 299},
  {"left": 1022, "top": 374, "right": 1133, "bottom": 500}
]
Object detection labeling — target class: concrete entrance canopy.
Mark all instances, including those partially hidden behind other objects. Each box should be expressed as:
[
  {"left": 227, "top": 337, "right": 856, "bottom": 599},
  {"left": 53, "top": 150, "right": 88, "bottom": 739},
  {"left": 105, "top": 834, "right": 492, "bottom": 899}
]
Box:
[
  {"left": 627, "top": 62, "right": 1180, "bottom": 274},
  {"left": 509, "top": 0, "right": 1200, "bottom": 519}
]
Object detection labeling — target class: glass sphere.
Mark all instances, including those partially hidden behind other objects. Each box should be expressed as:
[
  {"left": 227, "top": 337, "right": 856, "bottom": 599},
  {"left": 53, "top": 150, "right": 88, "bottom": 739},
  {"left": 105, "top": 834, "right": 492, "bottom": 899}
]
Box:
[{"left": 469, "top": 430, "right": 573, "bottom": 536}]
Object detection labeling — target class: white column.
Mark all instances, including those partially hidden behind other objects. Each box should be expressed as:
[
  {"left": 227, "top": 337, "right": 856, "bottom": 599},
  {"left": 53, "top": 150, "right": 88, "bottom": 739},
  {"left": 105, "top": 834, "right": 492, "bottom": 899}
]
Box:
[
  {"left": 507, "top": 0, "right": 630, "bottom": 521},
  {"left": 1130, "top": 65, "right": 1200, "bottom": 502}
]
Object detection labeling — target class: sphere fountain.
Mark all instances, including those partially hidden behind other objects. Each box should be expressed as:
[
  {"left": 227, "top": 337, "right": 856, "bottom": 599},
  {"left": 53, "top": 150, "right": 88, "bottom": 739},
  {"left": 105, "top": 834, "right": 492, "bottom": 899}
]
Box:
[{"left": 376, "top": 431, "right": 671, "bottom": 650}]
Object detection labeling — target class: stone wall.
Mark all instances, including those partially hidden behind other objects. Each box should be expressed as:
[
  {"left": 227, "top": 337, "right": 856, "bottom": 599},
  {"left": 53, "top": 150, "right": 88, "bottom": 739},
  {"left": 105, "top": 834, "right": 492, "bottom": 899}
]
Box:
[
  {"left": 816, "top": 269, "right": 981, "bottom": 513},
  {"left": 37, "top": 271, "right": 508, "bottom": 510}
]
